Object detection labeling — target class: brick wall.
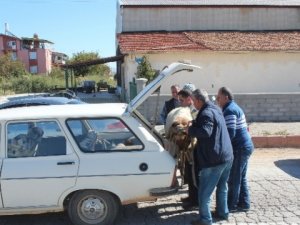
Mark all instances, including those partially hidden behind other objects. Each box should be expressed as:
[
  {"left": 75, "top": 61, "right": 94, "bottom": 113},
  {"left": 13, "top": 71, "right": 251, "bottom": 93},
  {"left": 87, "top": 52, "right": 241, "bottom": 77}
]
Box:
[{"left": 138, "top": 93, "right": 300, "bottom": 123}]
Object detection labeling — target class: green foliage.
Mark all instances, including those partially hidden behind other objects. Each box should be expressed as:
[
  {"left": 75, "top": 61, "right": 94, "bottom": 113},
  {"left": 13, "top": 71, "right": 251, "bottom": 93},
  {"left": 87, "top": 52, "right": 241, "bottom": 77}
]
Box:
[
  {"left": 10, "top": 75, "right": 50, "bottom": 93},
  {"left": 135, "top": 56, "right": 157, "bottom": 82},
  {"left": 0, "top": 54, "right": 28, "bottom": 79},
  {"left": 69, "top": 51, "right": 111, "bottom": 77},
  {"left": 0, "top": 54, "right": 29, "bottom": 94},
  {"left": 49, "top": 66, "right": 65, "bottom": 78}
]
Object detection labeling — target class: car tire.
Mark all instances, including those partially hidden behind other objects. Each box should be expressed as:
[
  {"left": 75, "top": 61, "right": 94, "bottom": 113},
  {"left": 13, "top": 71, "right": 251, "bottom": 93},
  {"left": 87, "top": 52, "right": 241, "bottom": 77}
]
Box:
[{"left": 68, "top": 190, "right": 120, "bottom": 225}]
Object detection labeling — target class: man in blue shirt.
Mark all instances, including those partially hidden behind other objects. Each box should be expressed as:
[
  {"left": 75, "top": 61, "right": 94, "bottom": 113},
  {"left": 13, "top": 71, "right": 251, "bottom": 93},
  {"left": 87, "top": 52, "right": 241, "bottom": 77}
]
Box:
[{"left": 217, "top": 87, "right": 254, "bottom": 212}]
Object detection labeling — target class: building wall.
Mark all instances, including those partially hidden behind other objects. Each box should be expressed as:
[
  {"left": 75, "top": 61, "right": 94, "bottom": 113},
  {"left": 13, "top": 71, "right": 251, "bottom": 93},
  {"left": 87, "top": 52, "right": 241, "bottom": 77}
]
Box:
[
  {"left": 18, "top": 50, "right": 30, "bottom": 71},
  {"left": 36, "top": 49, "right": 52, "bottom": 74},
  {"left": 138, "top": 93, "right": 300, "bottom": 122},
  {"left": 118, "top": 7, "right": 300, "bottom": 32},
  {"left": 122, "top": 51, "right": 300, "bottom": 98},
  {"left": 0, "top": 36, "right": 4, "bottom": 51}
]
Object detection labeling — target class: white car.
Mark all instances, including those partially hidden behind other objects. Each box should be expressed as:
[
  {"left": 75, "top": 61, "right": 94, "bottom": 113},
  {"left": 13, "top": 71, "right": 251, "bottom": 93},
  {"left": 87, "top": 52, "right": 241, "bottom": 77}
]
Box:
[{"left": 0, "top": 63, "right": 200, "bottom": 225}]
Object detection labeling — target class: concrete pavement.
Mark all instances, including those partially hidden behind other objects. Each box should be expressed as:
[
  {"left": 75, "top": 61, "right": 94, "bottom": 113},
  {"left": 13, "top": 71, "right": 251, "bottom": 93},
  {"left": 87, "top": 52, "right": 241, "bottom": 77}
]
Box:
[{"left": 0, "top": 148, "right": 299, "bottom": 225}]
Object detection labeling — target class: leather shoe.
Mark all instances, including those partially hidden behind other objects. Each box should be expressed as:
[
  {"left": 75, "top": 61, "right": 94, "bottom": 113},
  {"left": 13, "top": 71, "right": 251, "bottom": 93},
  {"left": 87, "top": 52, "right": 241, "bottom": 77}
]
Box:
[
  {"left": 238, "top": 206, "right": 250, "bottom": 212},
  {"left": 229, "top": 206, "right": 250, "bottom": 213},
  {"left": 211, "top": 211, "right": 228, "bottom": 221}
]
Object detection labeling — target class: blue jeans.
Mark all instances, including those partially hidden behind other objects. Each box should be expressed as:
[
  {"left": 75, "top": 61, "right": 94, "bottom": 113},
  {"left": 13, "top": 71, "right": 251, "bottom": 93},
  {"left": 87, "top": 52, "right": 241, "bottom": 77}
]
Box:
[
  {"left": 228, "top": 148, "right": 253, "bottom": 210},
  {"left": 197, "top": 160, "right": 233, "bottom": 225}
]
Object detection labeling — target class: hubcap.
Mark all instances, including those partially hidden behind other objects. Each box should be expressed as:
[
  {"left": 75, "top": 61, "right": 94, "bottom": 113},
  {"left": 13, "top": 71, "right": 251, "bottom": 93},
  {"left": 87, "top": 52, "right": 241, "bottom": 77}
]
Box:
[{"left": 80, "top": 197, "right": 106, "bottom": 221}]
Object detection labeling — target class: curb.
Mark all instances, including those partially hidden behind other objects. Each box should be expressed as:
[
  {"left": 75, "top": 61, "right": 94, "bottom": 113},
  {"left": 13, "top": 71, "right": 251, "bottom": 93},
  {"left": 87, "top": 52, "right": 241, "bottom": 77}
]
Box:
[{"left": 252, "top": 135, "right": 300, "bottom": 148}]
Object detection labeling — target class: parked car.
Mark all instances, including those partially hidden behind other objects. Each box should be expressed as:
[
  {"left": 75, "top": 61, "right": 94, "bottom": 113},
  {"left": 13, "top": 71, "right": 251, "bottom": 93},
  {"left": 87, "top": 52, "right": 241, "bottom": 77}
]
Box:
[
  {"left": 0, "top": 63, "right": 200, "bottom": 225},
  {"left": 0, "top": 96, "right": 84, "bottom": 109},
  {"left": 78, "top": 80, "right": 96, "bottom": 93}
]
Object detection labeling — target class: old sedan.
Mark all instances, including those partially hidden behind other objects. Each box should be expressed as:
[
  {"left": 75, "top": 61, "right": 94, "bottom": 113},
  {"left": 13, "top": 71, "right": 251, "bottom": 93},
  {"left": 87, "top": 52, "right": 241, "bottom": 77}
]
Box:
[{"left": 0, "top": 63, "right": 200, "bottom": 225}]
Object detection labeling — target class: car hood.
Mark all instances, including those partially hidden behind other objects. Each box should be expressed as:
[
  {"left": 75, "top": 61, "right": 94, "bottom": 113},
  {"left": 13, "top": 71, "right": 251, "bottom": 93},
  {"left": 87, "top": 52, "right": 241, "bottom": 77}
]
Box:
[{"left": 126, "top": 62, "right": 201, "bottom": 114}]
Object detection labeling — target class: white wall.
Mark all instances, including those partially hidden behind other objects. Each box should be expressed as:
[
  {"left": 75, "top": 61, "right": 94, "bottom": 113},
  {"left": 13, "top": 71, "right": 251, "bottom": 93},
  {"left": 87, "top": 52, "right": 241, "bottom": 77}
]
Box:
[
  {"left": 118, "top": 7, "right": 300, "bottom": 33},
  {"left": 122, "top": 51, "right": 300, "bottom": 96}
]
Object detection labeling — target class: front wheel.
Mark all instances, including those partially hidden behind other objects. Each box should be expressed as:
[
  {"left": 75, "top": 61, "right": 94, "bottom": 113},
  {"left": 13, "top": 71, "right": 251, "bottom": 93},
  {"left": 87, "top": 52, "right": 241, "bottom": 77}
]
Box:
[{"left": 68, "top": 190, "right": 120, "bottom": 225}]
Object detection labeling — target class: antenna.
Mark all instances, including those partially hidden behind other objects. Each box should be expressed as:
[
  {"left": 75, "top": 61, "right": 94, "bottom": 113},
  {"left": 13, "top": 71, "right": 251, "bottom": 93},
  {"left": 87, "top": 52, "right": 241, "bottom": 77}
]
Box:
[
  {"left": 5, "top": 22, "right": 9, "bottom": 34},
  {"left": 3, "top": 23, "right": 18, "bottom": 38}
]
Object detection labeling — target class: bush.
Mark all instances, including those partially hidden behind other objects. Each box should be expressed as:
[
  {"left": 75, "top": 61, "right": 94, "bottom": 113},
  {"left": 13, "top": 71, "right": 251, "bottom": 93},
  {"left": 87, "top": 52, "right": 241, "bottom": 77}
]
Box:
[{"left": 10, "top": 75, "right": 57, "bottom": 94}]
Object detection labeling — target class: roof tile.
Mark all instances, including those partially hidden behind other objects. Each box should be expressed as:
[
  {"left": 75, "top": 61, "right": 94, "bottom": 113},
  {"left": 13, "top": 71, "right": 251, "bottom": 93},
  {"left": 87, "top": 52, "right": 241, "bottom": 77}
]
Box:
[{"left": 117, "top": 31, "right": 300, "bottom": 54}]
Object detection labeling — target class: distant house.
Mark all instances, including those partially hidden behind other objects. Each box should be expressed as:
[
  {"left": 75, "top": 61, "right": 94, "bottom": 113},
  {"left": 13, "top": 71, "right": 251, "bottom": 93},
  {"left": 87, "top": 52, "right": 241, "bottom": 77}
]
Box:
[
  {"left": 52, "top": 52, "right": 68, "bottom": 66},
  {"left": 0, "top": 33, "right": 67, "bottom": 74},
  {"left": 116, "top": 0, "right": 300, "bottom": 100}
]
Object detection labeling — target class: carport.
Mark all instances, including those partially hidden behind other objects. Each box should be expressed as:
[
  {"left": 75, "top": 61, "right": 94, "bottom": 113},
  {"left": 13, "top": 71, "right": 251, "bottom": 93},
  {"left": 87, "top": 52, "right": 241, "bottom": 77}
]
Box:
[{"left": 61, "top": 55, "right": 124, "bottom": 90}]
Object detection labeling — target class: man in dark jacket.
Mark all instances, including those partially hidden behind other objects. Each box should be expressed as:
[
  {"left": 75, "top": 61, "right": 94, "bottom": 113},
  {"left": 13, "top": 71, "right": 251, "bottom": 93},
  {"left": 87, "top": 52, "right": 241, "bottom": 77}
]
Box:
[
  {"left": 187, "top": 89, "right": 233, "bottom": 225},
  {"left": 217, "top": 87, "right": 254, "bottom": 212},
  {"left": 160, "top": 85, "right": 180, "bottom": 124}
]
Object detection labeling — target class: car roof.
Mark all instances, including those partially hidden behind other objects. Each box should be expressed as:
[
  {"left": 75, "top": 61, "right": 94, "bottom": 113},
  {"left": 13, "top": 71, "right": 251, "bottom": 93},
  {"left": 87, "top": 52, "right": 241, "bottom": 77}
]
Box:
[
  {"left": 0, "top": 96, "right": 82, "bottom": 109},
  {"left": 0, "top": 103, "right": 128, "bottom": 121}
]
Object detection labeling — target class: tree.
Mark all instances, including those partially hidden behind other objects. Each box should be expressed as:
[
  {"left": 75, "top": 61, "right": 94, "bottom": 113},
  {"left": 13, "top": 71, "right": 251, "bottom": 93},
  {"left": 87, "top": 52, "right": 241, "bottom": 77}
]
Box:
[
  {"left": 0, "top": 54, "right": 28, "bottom": 94},
  {"left": 135, "top": 56, "right": 157, "bottom": 82},
  {"left": 68, "top": 51, "right": 111, "bottom": 77},
  {"left": 0, "top": 54, "right": 27, "bottom": 79}
]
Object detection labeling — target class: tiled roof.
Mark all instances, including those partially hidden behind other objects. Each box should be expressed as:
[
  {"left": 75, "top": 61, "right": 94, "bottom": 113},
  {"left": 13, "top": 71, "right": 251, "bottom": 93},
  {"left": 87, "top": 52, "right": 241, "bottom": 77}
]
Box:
[
  {"left": 119, "top": 0, "right": 300, "bottom": 6},
  {"left": 117, "top": 31, "right": 300, "bottom": 54}
]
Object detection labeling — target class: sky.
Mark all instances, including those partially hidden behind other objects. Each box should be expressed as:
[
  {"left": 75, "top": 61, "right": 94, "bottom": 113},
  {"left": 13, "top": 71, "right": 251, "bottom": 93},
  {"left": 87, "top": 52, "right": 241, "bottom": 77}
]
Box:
[{"left": 0, "top": 0, "right": 117, "bottom": 70}]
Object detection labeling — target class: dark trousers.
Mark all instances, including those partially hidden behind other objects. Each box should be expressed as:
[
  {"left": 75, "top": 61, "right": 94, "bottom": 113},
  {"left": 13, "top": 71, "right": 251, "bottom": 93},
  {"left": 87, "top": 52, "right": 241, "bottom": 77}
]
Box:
[{"left": 184, "top": 161, "right": 198, "bottom": 203}]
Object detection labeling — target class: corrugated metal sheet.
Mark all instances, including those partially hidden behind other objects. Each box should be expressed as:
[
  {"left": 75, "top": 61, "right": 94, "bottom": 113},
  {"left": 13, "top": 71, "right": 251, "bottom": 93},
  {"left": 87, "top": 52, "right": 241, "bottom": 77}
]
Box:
[
  {"left": 117, "top": 31, "right": 300, "bottom": 54},
  {"left": 119, "top": 0, "right": 300, "bottom": 6},
  {"left": 121, "top": 8, "right": 300, "bottom": 32}
]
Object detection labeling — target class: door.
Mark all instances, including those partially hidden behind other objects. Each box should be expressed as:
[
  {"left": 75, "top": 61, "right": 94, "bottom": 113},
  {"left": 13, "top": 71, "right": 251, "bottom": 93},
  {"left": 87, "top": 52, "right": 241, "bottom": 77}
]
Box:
[{"left": 1, "top": 120, "right": 79, "bottom": 208}]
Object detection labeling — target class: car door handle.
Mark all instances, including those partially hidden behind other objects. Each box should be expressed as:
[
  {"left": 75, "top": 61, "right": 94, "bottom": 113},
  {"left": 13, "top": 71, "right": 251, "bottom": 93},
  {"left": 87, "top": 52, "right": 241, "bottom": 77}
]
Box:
[{"left": 57, "top": 161, "right": 75, "bottom": 165}]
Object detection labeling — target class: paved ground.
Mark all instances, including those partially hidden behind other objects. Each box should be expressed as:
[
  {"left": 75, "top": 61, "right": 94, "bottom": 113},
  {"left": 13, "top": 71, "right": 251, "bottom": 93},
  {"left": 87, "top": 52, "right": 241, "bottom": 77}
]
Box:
[{"left": 0, "top": 148, "right": 299, "bottom": 225}]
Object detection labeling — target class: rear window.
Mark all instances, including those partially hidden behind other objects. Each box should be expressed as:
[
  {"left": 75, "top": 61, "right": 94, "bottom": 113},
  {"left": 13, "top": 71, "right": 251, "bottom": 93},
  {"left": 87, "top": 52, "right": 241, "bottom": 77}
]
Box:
[{"left": 7, "top": 121, "right": 67, "bottom": 158}]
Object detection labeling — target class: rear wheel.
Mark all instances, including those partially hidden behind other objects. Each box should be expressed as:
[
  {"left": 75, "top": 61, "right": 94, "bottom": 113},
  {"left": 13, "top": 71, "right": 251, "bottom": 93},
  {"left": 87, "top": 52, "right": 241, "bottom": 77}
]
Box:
[{"left": 68, "top": 190, "right": 119, "bottom": 225}]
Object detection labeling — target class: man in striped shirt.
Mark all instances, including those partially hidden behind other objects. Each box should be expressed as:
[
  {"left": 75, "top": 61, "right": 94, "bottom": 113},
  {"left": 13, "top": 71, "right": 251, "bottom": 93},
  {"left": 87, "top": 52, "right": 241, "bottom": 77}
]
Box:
[{"left": 217, "top": 87, "right": 254, "bottom": 212}]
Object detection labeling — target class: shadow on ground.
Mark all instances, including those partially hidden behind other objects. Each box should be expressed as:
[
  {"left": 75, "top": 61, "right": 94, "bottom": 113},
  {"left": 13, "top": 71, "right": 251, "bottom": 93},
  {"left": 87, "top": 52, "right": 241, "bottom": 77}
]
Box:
[
  {"left": 118, "top": 202, "right": 198, "bottom": 225},
  {"left": 274, "top": 159, "right": 300, "bottom": 179},
  {"left": 0, "top": 212, "right": 72, "bottom": 225}
]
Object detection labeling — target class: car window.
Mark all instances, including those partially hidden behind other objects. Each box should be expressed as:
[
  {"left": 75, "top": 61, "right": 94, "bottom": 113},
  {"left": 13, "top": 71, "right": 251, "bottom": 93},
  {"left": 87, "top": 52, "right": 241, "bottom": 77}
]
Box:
[
  {"left": 7, "top": 121, "right": 67, "bottom": 158},
  {"left": 67, "top": 118, "right": 143, "bottom": 152}
]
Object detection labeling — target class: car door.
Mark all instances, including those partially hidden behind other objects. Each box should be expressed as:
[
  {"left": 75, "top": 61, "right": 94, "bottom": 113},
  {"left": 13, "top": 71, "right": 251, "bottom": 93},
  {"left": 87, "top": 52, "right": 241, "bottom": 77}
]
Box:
[
  {"left": 0, "top": 120, "right": 79, "bottom": 208},
  {"left": 66, "top": 117, "right": 175, "bottom": 201}
]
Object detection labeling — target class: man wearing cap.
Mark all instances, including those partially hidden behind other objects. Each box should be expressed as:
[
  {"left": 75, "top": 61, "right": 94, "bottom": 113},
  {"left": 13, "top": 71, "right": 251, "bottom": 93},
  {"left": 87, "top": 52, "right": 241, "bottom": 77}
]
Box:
[
  {"left": 178, "top": 84, "right": 198, "bottom": 119},
  {"left": 177, "top": 83, "right": 199, "bottom": 209}
]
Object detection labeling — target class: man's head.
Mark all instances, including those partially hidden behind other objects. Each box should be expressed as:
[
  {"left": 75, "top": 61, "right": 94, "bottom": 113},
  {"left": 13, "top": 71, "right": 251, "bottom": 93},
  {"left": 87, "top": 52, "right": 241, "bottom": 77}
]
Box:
[
  {"left": 191, "top": 89, "right": 209, "bottom": 110},
  {"left": 217, "top": 87, "right": 233, "bottom": 108},
  {"left": 178, "top": 89, "right": 193, "bottom": 107},
  {"left": 170, "top": 85, "right": 180, "bottom": 99}
]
